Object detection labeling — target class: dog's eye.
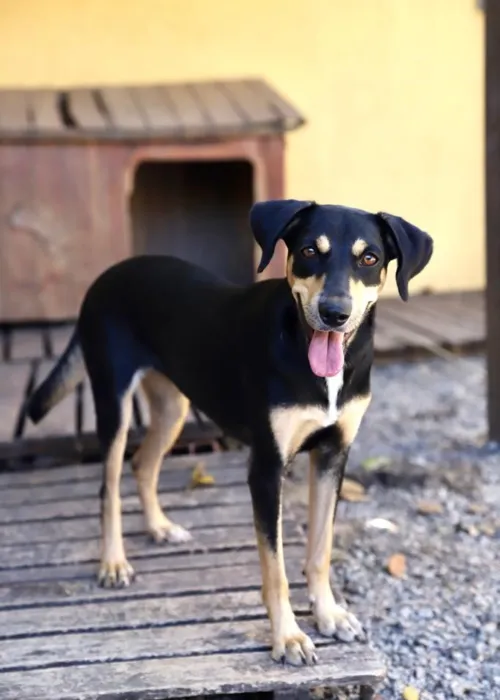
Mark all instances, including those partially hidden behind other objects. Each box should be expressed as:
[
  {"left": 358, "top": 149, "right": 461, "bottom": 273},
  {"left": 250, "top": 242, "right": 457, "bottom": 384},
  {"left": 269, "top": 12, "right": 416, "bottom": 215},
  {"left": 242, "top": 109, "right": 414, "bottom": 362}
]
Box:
[
  {"left": 359, "top": 252, "right": 379, "bottom": 267},
  {"left": 301, "top": 246, "right": 317, "bottom": 259}
]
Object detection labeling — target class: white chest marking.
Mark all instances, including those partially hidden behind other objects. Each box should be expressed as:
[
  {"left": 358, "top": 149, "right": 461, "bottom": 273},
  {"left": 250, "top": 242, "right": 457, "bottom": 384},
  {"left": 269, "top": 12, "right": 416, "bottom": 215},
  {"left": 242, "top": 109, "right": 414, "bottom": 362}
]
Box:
[
  {"left": 326, "top": 372, "right": 344, "bottom": 425},
  {"left": 269, "top": 371, "right": 345, "bottom": 463}
]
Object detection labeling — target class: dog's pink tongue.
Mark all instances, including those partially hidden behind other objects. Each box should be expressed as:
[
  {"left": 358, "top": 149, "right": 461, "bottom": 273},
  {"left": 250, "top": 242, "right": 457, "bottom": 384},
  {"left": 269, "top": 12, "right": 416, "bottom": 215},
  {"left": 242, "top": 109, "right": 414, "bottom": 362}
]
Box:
[{"left": 308, "top": 331, "right": 344, "bottom": 377}]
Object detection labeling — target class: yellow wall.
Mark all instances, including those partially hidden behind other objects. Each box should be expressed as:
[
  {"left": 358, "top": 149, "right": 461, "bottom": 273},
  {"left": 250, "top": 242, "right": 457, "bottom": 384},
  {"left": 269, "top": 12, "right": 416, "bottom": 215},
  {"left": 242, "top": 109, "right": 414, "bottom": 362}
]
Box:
[{"left": 0, "top": 0, "right": 485, "bottom": 296}]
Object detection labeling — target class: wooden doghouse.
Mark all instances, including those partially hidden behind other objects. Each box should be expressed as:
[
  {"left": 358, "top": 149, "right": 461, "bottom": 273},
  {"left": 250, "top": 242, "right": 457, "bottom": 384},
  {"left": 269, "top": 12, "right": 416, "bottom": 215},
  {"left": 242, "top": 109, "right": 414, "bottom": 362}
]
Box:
[{"left": 0, "top": 79, "right": 305, "bottom": 322}]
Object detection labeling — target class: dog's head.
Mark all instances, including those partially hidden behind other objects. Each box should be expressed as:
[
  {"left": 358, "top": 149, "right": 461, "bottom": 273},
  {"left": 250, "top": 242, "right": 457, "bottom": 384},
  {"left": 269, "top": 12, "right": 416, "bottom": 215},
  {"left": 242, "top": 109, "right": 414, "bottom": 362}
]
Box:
[{"left": 250, "top": 199, "right": 433, "bottom": 378}]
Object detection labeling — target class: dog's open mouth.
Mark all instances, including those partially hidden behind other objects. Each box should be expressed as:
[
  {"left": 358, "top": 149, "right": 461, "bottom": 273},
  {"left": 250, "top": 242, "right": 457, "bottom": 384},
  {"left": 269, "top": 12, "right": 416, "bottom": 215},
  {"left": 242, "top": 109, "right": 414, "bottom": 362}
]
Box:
[
  {"left": 306, "top": 329, "right": 352, "bottom": 378},
  {"left": 296, "top": 301, "right": 353, "bottom": 378}
]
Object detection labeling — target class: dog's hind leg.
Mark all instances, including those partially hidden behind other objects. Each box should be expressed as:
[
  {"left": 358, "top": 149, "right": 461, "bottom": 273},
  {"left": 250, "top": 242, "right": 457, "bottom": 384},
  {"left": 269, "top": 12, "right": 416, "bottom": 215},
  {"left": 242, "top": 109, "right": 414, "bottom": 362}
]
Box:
[
  {"left": 132, "top": 370, "right": 192, "bottom": 544},
  {"left": 94, "top": 377, "right": 136, "bottom": 589}
]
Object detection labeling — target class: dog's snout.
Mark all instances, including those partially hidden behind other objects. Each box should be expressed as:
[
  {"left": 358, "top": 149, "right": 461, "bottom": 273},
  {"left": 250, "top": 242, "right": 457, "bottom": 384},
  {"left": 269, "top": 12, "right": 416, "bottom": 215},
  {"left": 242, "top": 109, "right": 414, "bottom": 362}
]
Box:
[{"left": 318, "top": 296, "right": 352, "bottom": 329}]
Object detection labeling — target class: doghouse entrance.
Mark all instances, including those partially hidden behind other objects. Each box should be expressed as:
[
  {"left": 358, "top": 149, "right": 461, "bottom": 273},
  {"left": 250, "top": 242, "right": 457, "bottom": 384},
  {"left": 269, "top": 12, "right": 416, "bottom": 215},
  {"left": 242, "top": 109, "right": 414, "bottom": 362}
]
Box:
[{"left": 130, "top": 160, "right": 255, "bottom": 285}]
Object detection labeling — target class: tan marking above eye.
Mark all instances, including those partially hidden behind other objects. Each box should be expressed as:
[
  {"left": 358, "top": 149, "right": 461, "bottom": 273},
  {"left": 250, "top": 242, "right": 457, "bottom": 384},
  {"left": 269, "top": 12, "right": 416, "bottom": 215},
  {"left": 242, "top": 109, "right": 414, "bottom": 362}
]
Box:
[
  {"left": 315, "top": 235, "right": 331, "bottom": 254},
  {"left": 351, "top": 239, "right": 368, "bottom": 257}
]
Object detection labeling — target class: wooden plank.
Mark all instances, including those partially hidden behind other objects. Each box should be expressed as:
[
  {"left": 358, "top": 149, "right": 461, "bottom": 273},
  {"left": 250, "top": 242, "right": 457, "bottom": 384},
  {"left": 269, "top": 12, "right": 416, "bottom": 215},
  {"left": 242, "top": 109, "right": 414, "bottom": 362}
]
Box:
[
  {"left": 373, "top": 313, "right": 437, "bottom": 352},
  {"left": 245, "top": 79, "right": 305, "bottom": 130},
  {"left": 0, "top": 363, "right": 31, "bottom": 441},
  {"left": 0, "top": 448, "right": 247, "bottom": 488},
  {"left": 409, "top": 294, "right": 485, "bottom": 336},
  {"left": 376, "top": 304, "right": 446, "bottom": 349},
  {"left": 0, "top": 90, "right": 30, "bottom": 131},
  {"left": 448, "top": 290, "right": 485, "bottom": 311},
  {"left": 0, "top": 556, "right": 305, "bottom": 611},
  {"left": 0, "top": 461, "right": 247, "bottom": 507},
  {"left": 0, "top": 614, "right": 354, "bottom": 672},
  {"left": 98, "top": 87, "right": 145, "bottom": 130},
  {"left": 0, "top": 421, "right": 224, "bottom": 465},
  {"left": 30, "top": 90, "right": 63, "bottom": 132},
  {"left": 68, "top": 89, "right": 108, "bottom": 130},
  {"left": 161, "top": 83, "right": 209, "bottom": 136},
  {"left": 486, "top": 3, "right": 500, "bottom": 440},
  {"left": 373, "top": 315, "right": 405, "bottom": 353},
  {"left": 0, "top": 483, "right": 252, "bottom": 525},
  {"left": 0, "top": 587, "right": 309, "bottom": 640},
  {"left": 192, "top": 82, "right": 246, "bottom": 131},
  {"left": 0, "top": 644, "right": 385, "bottom": 700},
  {"left": 0, "top": 503, "right": 255, "bottom": 546},
  {"left": 0, "top": 521, "right": 301, "bottom": 570},
  {"left": 422, "top": 291, "right": 485, "bottom": 315},
  {"left": 0, "top": 543, "right": 304, "bottom": 587},
  {"left": 381, "top": 297, "right": 482, "bottom": 346},
  {"left": 131, "top": 86, "right": 180, "bottom": 132}
]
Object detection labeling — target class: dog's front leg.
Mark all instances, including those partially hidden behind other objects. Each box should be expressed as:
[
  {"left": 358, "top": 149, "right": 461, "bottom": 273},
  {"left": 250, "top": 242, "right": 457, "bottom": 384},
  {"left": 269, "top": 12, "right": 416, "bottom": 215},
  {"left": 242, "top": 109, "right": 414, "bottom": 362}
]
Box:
[
  {"left": 248, "top": 449, "right": 317, "bottom": 666},
  {"left": 305, "top": 408, "right": 368, "bottom": 641}
]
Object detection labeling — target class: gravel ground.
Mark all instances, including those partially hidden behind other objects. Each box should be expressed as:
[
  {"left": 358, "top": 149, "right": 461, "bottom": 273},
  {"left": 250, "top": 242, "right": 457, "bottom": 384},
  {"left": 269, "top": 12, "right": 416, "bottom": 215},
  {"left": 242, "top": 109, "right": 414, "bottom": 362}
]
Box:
[{"left": 287, "top": 354, "right": 499, "bottom": 700}]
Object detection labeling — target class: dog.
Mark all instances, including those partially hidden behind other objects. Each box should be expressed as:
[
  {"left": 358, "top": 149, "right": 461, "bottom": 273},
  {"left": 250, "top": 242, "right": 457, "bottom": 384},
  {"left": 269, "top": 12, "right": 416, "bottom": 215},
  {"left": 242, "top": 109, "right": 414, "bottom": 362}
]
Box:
[{"left": 27, "top": 199, "right": 433, "bottom": 666}]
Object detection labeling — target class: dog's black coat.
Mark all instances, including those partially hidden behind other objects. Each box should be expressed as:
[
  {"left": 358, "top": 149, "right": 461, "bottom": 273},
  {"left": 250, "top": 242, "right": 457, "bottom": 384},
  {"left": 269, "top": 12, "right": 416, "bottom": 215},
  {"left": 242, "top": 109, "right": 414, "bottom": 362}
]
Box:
[
  {"left": 75, "top": 252, "right": 375, "bottom": 451},
  {"left": 27, "top": 200, "right": 433, "bottom": 664}
]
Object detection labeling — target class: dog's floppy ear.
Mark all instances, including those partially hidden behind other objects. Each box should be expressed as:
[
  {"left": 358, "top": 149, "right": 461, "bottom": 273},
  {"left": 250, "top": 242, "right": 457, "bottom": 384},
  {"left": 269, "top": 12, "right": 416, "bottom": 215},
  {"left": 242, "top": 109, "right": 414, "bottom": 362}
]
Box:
[
  {"left": 377, "top": 212, "right": 433, "bottom": 301},
  {"left": 250, "top": 199, "right": 316, "bottom": 273}
]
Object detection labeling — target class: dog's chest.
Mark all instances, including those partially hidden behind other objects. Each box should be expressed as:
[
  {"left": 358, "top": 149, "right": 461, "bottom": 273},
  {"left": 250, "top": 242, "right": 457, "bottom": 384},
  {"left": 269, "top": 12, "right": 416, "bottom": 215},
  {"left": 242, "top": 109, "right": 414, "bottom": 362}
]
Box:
[{"left": 270, "top": 372, "right": 344, "bottom": 462}]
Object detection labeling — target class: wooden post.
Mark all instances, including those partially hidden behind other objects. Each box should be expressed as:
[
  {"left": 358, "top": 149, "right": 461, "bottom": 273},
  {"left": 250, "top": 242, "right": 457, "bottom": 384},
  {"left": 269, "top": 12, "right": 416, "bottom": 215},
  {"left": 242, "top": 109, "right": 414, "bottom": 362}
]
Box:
[{"left": 486, "top": 2, "right": 500, "bottom": 441}]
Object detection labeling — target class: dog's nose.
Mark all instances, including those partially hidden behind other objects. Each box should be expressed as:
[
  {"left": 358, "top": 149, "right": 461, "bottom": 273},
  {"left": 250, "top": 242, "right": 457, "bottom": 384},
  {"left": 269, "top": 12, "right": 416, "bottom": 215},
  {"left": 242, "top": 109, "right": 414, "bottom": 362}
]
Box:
[{"left": 318, "top": 297, "right": 352, "bottom": 329}]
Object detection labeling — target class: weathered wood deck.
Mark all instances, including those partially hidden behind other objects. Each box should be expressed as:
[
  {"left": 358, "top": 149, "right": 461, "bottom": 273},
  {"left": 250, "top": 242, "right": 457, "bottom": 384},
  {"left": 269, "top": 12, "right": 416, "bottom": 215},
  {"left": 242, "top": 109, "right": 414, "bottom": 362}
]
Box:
[{"left": 0, "top": 450, "right": 385, "bottom": 700}]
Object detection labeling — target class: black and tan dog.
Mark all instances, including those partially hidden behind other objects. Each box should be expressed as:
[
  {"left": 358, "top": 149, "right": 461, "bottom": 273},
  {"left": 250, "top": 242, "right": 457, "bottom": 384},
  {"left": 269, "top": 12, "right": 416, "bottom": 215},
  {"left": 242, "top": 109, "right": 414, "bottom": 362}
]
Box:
[{"left": 27, "top": 199, "right": 432, "bottom": 666}]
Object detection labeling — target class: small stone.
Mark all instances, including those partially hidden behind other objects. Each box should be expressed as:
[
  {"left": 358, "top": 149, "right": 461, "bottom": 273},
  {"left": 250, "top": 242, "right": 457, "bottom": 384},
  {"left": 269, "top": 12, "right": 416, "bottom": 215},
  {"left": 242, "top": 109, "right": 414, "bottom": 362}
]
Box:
[
  {"left": 416, "top": 500, "right": 444, "bottom": 515},
  {"left": 478, "top": 522, "right": 497, "bottom": 537},
  {"left": 366, "top": 517, "right": 398, "bottom": 533},
  {"left": 402, "top": 687, "right": 420, "bottom": 700},
  {"left": 466, "top": 502, "right": 488, "bottom": 515},
  {"left": 456, "top": 522, "right": 479, "bottom": 537}
]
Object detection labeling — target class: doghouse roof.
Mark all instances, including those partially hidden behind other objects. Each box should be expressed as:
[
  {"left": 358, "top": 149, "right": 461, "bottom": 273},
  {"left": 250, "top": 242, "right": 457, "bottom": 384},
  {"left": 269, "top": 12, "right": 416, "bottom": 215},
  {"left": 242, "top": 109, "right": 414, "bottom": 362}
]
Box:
[{"left": 0, "top": 79, "right": 305, "bottom": 142}]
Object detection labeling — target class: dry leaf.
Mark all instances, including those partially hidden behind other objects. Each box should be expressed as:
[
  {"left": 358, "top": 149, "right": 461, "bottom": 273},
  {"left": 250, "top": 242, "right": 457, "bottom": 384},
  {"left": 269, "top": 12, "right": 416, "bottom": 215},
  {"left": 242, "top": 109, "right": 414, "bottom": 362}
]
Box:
[
  {"left": 361, "top": 456, "right": 391, "bottom": 471},
  {"left": 416, "top": 500, "right": 443, "bottom": 516},
  {"left": 366, "top": 517, "right": 398, "bottom": 533},
  {"left": 189, "top": 461, "right": 215, "bottom": 489},
  {"left": 402, "top": 687, "right": 420, "bottom": 700},
  {"left": 387, "top": 553, "right": 406, "bottom": 578},
  {"left": 340, "top": 478, "right": 368, "bottom": 502}
]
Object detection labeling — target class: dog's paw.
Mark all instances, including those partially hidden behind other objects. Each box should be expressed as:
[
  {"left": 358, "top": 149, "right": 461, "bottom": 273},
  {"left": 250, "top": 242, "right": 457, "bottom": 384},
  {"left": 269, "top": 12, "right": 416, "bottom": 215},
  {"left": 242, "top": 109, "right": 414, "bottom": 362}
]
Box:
[
  {"left": 98, "top": 558, "right": 135, "bottom": 588},
  {"left": 149, "top": 520, "right": 192, "bottom": 544},
  {"left": 271, "top": 629, "right": 317, "bottom": 666},
  {"left": 313, "top": 601, "right": 364, "bottom": 642}
]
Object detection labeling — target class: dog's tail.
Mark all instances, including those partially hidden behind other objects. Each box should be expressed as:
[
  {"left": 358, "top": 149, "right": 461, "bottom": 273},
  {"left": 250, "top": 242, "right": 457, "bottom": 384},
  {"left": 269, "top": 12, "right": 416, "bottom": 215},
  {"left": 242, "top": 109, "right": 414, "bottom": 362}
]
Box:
[{"left": 27, "top": 330, "right": 86, "bottom": 424}]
